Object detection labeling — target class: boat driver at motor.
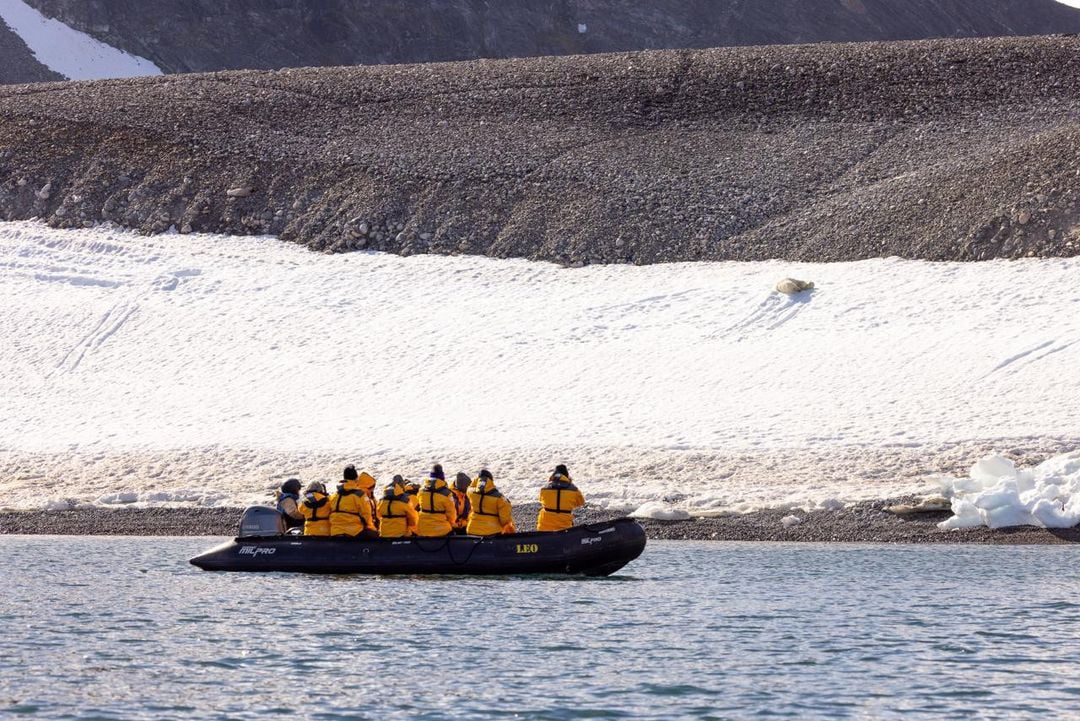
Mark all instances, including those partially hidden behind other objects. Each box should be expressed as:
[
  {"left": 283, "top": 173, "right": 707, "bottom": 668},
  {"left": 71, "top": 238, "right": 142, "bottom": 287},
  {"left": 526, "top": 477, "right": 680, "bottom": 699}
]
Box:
[{"left": 276, "top": 478, "right": 305, "bottom": 531}]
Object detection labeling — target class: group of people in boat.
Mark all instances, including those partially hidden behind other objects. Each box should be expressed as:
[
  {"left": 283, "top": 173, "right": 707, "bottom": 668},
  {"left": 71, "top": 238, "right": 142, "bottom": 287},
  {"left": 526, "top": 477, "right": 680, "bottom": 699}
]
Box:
[{"left": 275, "top": 463, "right": 584, "bottom": 538}]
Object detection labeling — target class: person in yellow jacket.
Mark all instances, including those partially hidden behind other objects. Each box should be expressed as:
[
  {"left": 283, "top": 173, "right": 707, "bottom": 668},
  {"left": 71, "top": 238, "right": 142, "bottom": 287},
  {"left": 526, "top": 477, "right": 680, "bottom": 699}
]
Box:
[
  {"left": 399, "top": 476, "right": 420, "bottom": 512},
  {"left": 376, "top": 479, "right": 419, "bottom": 537},
  {"left": 449, "top": 472, "right": 472, "bottom": 533},
  {"left": 536, "top": 464, "right": 585, "bottom": 532},
  {"left": 328, "top": 465, "right": 378, "bottom": 538},
  {"left": 354, "top": 467, "right": 379, "bottom": 533},
  {"left": 415, "top": 464, "right": 457, "bottom": 537},
  {"left": 466, "top": 469, "right": 516, "bottom": 536},
  {"left": 298, "top": 481, "right": 332, "bottom": 536}
]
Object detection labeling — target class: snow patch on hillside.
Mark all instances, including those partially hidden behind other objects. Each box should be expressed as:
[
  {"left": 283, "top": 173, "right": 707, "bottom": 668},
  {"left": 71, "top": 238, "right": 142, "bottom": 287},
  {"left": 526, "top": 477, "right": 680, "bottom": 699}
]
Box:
[
  {"left": 0, "top": 0, "right": 160, "bottom": 80},
  {"left": 1, "top": 221, "right": 1079, "bottom": 512}
]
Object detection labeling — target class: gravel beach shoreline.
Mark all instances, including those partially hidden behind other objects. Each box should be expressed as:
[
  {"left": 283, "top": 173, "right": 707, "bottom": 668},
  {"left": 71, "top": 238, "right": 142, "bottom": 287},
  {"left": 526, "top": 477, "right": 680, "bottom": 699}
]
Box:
[{"left": 2, "top": 502, "right": 1076, "bottom": 544}]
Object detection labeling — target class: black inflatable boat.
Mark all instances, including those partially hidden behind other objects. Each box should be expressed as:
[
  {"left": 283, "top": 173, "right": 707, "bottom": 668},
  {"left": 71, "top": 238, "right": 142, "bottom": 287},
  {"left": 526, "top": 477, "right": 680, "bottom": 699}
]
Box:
[{"left": 190, "top": 507, "right": 646, "bottom": 576}]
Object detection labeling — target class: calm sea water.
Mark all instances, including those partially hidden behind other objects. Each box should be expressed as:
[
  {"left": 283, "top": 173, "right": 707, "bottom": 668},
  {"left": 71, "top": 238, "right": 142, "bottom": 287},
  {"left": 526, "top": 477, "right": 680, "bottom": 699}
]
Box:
[{"left": 1, "top": 537, "right": 1077, "bottom": 720}]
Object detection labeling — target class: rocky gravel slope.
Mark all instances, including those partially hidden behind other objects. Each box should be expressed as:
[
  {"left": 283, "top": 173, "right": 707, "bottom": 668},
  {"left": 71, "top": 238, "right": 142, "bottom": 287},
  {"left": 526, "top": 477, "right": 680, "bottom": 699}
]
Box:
[
  {"left": 3, "top": 35, "right": 1080, "bottom": 264},
  {"left": 0, "top": 18, "right": 63, "bottom": 84}
]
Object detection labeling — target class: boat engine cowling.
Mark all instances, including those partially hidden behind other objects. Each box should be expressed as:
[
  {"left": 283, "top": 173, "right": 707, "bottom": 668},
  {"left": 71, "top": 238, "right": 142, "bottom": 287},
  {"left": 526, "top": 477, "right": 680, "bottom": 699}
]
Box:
[{"left": 237, "top": 506, "right": 286, "bottom": 538}]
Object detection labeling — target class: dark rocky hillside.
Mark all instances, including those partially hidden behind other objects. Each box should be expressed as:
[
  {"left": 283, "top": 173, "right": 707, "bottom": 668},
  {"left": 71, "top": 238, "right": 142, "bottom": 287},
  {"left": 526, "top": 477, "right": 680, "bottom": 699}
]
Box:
[
  {"left": 0, "top": 18, "right": 63, "bottom": 84},
  {"left": 19, "top": 0, "right": 1080, "bottom": 73},
  {"left": 3, "top": 35, "right": 1080, "bottom": 264}
]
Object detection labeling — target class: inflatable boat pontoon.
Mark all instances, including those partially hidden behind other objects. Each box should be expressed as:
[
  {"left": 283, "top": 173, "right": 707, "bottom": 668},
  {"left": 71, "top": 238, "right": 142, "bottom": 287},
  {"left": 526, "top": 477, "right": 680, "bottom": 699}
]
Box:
[{"left": 190, "top": 507, "right": 646, "bottom": 576}]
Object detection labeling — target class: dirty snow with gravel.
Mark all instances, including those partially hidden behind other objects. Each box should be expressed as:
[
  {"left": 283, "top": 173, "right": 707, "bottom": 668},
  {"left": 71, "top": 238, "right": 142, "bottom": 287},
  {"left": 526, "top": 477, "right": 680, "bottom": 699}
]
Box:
[
  {"left": 1, "top": 221, "right": 1079, "bottom": 518},
  {"left": 0, "top": 0, "right": 160, "bottom": 81}
]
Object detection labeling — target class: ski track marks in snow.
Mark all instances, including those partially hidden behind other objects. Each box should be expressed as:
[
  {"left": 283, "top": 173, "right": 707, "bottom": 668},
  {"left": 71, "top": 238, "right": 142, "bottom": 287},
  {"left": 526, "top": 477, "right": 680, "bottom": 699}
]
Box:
[
  {"left": 2, "top": 221, "right": 1080, "bottom": 511},
  {"left": 982, "top": 337, "right": 1080, "bottom": 380},
  {"left": 714, "top": 290, "right": 814, "bottom": 342},
  {"left": 49, "top": 299, "right": 138, "bottom": 377},
  {"left": 45, "top": 268, "right": 204, "bottom": 378}
]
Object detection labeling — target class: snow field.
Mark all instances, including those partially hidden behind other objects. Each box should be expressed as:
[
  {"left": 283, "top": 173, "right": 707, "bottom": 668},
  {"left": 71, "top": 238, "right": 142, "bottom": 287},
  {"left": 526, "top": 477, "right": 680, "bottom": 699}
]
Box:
[
  {"left": 1, "top": 221, "right": 1079, "bottom": 516},
  {"left": 0, "top": 0, "right": 161, "bottom": 81}
]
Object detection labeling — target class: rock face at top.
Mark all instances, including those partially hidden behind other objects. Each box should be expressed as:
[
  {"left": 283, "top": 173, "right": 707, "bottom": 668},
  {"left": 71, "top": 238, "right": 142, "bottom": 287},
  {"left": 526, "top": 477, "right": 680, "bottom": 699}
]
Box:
[
  {"left": 2, "top": 35, "right": 1080, "bottom": 265},
  {"left": 17, "top": 0, "right": 1080, "bottom": 74},
  {"left": 0, "top": 18, "right": 63, "bottom": 84}
]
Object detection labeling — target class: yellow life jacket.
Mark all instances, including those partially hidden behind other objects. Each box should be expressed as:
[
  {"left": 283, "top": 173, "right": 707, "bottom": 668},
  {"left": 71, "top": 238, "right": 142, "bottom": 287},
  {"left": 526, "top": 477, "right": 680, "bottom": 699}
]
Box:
[
  {"left": 356, "top": 472, "right": 379, "bottom": 530},
  {"left": 405, "top": 487, "right": 420, "bottom": 512},
  {"left": 377, "top": 481, "right": 419, "bottom": 537},
  {"left": 537, "top": 474, "right": 585, "bottom": 532},
  {"left": 328, "top": 479, "right": 376, "bottom": 536},
  {"left": 466, "top": 477, "right": 515, "bottom": 536},
  {"left": 449, "top": 487, "right": 470, "bottom": 530},
  {"left": 299, "top": 491, "right": 331, "bottom": 536},
  {"left": 416, "top": 478, "right": 456, "bottom": 537}
]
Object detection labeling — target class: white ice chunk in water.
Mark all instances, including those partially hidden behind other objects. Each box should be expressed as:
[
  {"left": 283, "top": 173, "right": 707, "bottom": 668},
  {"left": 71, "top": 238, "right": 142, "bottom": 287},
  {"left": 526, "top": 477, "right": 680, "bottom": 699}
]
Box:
[
  {"left": 938, "top": 451, "right": 1080, "bottom": 530},
  {"left": 781, "top": 514, "right": 802, "bottom": 527}
]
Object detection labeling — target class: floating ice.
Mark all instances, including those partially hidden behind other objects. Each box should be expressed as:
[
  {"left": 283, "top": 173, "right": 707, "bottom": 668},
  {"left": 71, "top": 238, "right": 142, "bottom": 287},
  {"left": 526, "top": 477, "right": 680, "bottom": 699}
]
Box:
[
  {"left": 630, "top": 502, "right": 691, "bottom": 521},
  {"left": 780, "top": 515, "right": 802, "bottom": 527},
  {"left": 937, "top": 451, "right": 1080, "bottom": 530}
]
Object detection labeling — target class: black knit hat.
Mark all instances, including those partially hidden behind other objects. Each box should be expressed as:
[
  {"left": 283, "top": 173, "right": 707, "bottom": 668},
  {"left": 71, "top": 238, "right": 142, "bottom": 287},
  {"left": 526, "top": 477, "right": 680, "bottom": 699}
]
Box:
[
  {"left": 281, "top": 478, "right": 302, "bottom": 494},
  {"left": 343, "top": 464, "right": 358, "bottom": 481},
  {"left": 554, "top": 464, "right": 569, "bottom": 476},
  {"left": 479, "top": 469, "right": 493, "bottom": 480},
  {"left": 392, "top": 474, "right": 404, "bottom": 483},
  {"left": 430, "top": 464, "right": 445, "bottom": 481}
]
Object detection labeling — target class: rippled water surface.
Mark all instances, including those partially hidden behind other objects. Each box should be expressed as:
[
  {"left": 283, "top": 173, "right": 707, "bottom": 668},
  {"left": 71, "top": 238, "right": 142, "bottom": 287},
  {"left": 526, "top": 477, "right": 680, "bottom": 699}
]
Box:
[{"left": 1, "top": 538, "right": 1078, "bottom": 720}]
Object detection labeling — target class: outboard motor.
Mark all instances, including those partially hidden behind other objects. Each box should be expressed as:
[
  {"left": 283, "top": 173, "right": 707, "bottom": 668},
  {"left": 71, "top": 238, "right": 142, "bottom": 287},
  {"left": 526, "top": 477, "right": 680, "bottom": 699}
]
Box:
[{"left": 237, "top": 506, "right": 286, "bottom": 538}]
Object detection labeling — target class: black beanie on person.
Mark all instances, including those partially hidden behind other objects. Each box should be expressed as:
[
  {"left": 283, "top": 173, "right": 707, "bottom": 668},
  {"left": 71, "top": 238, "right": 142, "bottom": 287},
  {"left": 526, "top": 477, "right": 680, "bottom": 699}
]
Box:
[
  {"left": 554, "top": 464, "right": 569, "bottom": 477},
  {"left": 343, "top": 465, "right": 358, "bottom": 481},
  {"left": 479, "top": 469, "right": 493, "bottom": 480},
  {"left": 430, "top": 464, "right": 445, "bottom": 481}
]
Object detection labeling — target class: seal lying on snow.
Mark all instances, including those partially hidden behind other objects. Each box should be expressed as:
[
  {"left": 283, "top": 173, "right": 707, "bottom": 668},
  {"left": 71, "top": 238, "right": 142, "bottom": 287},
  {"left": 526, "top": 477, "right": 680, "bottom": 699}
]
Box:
[{"left": 775, "top": 278, "right": 815, "bottom": 295}]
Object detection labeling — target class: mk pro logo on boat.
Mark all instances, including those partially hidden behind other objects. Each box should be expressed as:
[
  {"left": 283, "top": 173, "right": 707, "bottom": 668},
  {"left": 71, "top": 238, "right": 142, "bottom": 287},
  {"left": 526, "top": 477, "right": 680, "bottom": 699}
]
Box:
[
  {"left": 238, "top": 546, "right": 277, "bottom": 557},
  {"left": 580, "top": 537, "right": 601, "bottom": 545}
]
